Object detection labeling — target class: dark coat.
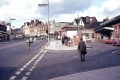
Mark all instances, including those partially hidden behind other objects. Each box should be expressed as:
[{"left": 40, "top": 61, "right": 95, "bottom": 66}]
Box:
[{"left": 78, "top": 41, "right": 86, "bottom": 52}]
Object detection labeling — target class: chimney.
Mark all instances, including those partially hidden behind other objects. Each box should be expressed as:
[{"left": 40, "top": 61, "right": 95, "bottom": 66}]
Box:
[
  {"left": 86, "top": 16, "right": 89, "bottom": 22},
  {"left": 106, "top": 16, "right": 109, "bottom": 21},
  {"left": 92, "top": 17, "right": 96, "bottom": 22},
  {"left": 31, "top": 20, "right": 34, "bottom": 23},
  {"left": 90, "top": 18, "right": 92, "bottom": 24},
  {"left": 35, "top": 19, "right": 39, "bottom": 23}
]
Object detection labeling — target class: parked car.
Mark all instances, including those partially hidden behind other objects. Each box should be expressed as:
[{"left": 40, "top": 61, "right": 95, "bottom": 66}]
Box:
[
  {"left": 111, "top": 38, "right": 120, "bottom": 46},
  {"left": 86, "top": 37, "right": 91, "bottom": 43},
  {"left": 102, "top": 38, "right": 112, "bottom": 44}
]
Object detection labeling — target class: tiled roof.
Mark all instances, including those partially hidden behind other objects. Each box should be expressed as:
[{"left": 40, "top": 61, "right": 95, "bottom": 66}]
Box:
[
  {"left": 62, "top": 25, "right": 83, "bottom": 29},
  {"left": 74, "top": 16, "right": 98, "bottom": 24},
  {"left": 87, "top": 22, "right": 102, "bottom": 29},
  {"left": 81, "top": 17, "right": 89, "bottom": 24},
  {"left": 36, "top": 21, "right": 42, "bottom": 26}
]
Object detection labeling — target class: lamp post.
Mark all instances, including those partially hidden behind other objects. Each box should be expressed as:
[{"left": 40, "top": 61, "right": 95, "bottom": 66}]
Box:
[
  {"left": 10, "top": 17, "right": 16, "bottom": 41},
  {"left": 38, "top": 0, "right": 50, "bottom": 46},
  {"left": 75, "top": 15, "right": 80, "bottom": 36}
]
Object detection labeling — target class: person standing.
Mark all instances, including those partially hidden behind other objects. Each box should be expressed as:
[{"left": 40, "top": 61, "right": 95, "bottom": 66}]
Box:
[
  {"left": 27, "top": 38, "right": 32, "bottom": 49},
  {"left": 77, "top": 38, "right": 87, "bottom": 62},
  {"left": 61, "top": 36, "right": 65, "bottom": 46}
]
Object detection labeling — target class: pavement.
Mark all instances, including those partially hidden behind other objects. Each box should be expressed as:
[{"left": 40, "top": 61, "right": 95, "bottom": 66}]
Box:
[
  {"left": 44, "top": 40, "right": 120, "bottom": 80},
  {"left": 44, "top": 40, "right": 91, "bottom": 50},
  {"left": 50, "top": 66, "right": 120, "bottom": 80}
]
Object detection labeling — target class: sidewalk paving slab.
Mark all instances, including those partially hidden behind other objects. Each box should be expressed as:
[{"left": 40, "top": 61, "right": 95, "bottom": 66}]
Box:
[
  {"left": 44, "top": 40, "right": 91, "bottom": 50},
  {"left": 50, "top": 66, "right": 120, "bottom": 80}
]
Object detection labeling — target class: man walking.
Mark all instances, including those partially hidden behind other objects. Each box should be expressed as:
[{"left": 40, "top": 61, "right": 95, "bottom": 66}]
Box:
[{"left": 77, "top": 38, "right": 87, "bottom": 62}]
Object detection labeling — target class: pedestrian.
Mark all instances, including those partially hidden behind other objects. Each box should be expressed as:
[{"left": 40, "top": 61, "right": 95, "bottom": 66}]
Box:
[
  {"left": 61, "top": 36, "right": 65, "bottom": 46},
  {"left": 27, "top": 38, "right": 32, "bottom": 49},
  {"left": 77, "top": 38, "right": 87, "bottom": 62}
]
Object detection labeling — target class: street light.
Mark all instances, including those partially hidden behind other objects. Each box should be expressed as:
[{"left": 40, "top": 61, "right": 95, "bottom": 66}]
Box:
[
  {"left": 10, "top": 17, "right": 16, "bottom": 41},
  {"left": 75, "top": 15, "right": 86, "bottom": 42},
  {"left": 38, "top": 0, "right": 50, "bottom": 46}
]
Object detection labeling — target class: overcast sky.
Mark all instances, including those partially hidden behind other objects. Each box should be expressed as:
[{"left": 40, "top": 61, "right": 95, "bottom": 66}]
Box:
[{"left": 0, "top": 0, "right": 120, "bottom": 28}]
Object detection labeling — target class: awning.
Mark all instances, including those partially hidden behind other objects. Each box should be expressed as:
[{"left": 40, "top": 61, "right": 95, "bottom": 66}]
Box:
[
  {"left": 104, "top": 27, "right": 114, "bottom": 30},
  {"left": 94, "top": 27, "right": 114, "bottom": 33}
]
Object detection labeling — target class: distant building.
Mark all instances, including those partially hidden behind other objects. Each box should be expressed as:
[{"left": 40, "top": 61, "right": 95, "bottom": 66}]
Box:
[
  {"left": 0, "top": 21, "right": 7, "bottom": 42},
  {"left": 12, "top": 28, "right": 23, "bottom": 39},
  {"left": 94, "top": 15, "right": 120, "bottom": 41},
  {"left": 74, "top": 16, "right": 102, "bottom": 42},
  {"left": 21, "top": 19, "right": 46, "bottom": 37}
]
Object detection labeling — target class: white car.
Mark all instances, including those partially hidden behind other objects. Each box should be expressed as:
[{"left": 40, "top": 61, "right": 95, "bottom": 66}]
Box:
[
  {"left": 26, "top": 37, "right": 33, "bottom": 43},
  {"left": 86, "top": 37, "right": 91, "bottom": 43}
]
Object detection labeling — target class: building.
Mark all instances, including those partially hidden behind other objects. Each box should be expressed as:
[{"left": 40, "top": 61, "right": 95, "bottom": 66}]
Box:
[
  {"left": 22, "top": 19, "right": 46, "bottom": 38},
  {"left": 12, "top": 28, "right": 23, "bottom": 39},
  {"left": 0, "top": 21, "right": 7, "bottom": 42},
  {"left": 74, "top": 16, "right": 102, "bottom": 42},
  {"left": 94, "top": 16, "right": 120, "bottom": 41}
]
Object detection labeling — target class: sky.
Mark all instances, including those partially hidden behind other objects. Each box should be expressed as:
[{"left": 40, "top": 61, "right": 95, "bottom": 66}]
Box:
[{"left": 0, "top": 0, "right": 120, "bottom": 28}]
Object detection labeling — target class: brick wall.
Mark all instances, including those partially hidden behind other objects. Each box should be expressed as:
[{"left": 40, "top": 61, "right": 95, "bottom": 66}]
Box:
[
  {"left": 72, "top": 36, "right": 82, "bottom": 46},
  {"left": 113, "top": 23, "right": 120, "bottom": 38}
]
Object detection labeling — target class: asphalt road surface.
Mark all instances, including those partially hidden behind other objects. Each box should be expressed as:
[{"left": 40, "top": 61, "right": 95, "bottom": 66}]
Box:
[
  {"left": 0, "top": 41, "right": 120, "bottom": 80},
  {"left": 0, "top": 40, "right": 47, "bottom": 80}
]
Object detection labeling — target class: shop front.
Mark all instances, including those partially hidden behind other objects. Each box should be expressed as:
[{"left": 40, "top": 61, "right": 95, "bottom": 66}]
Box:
[
  {"left": 0, "top": 31, "right": 7, "bottom": 42},
  {"left": 94, "top": 15, "right": 120, "bottom": 41}
]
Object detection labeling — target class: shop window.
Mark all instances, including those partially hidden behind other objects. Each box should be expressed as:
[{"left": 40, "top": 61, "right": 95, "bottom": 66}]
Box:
[{"left": 85, "top": 33, "right": 89, "bottom": 37}]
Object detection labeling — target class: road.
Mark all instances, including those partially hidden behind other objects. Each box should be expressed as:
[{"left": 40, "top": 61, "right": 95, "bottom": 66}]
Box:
[
  {"left": 0, "top": 41, "right": 120, "bottom": 80},
  {"left": 0, "top": 40, "right": 47, "bottom": 80}
]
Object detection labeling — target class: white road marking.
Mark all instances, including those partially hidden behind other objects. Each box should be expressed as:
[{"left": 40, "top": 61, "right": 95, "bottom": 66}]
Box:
[
  {"left": 21, "top": 77, "right": 28, "bottom": 80},
  {"left": 9, "top": 48, "right": 45, "bottom": 79},
  {"left": 15, "top": 71, "right": 21, "bottom": 75},
  {"left": 38, "top": 50, "right": 46, "bottom": 61},
  {"left": 23, "top": 65, "right": 27, "bottom": 68},
  {"left": 9, "top": 76, "right": 16, "bottom": 80},
  {"left": 26, "top": 63, "right": 30, "bottom": 66},
  {"left": 20, "top": 68, "right": 24, "bottom": 71},
  {"left": 112, "top": 51, "right": 117, "bottom": 53},
  {"left": 29, "top": 68, "right": 33, "bottom": 71},
  {"left": 25, "top": 72, "right": 31, "bottom": 75},
  {"left": 32, "top": 66, "right": 36, "bottom": 69},
  {"left": 34, "top": 63, "right": 37, "bottom": 65}
]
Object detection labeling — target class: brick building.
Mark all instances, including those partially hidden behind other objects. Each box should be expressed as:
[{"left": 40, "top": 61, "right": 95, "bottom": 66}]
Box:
[
  {"left": 0, "top": 21, "right": 7, "bottom": 42},
  {"left": 94, "top": 15, "right": 120, "bottom": 41}
]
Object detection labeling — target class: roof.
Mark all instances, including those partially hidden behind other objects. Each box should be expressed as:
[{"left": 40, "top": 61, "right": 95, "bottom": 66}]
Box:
[
  {"left": 87, "top": 22, "right": 102, "bottom": 29},
  {"left": 62, "top": 25, "right": 83, "bottom": 29},
  {"left": 94, "top": 15, "right": 120, "bottom": 31},
  {"left": 94, "top": 27, "right": 114, "bottom": 33},
  {"left": 81, "top": 17, "right": 89, "bottom": 24},
  {"left": 74, "top": 16, "right": 98, "bottom": 24},
  {"left": 36, "top": 21, "right": 42, "bottom": 26}
]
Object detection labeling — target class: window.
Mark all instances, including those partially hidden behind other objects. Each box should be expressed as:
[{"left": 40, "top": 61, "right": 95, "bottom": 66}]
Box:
[
  {"left": 85, "top": 33, "right": 89, "bottom": 37},
  {"left": 92, "top": 33, "right": 95, "bottom": 38}
]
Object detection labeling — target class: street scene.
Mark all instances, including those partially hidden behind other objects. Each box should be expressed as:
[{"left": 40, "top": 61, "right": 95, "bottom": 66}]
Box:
[
  {"left": 1, "top": 0, "right": 120, "bottom": 80},
  {"left": 0, "top": 39, "right": 120, "bottom": 80}
]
